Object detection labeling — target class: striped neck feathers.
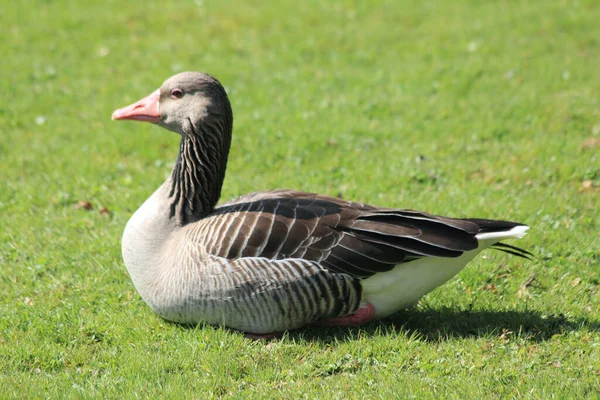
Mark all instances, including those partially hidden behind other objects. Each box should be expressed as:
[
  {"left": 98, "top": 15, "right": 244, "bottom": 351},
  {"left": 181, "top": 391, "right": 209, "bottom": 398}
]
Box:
[{"left": 168, "top": 117, "right": 232, "bottom": 225}]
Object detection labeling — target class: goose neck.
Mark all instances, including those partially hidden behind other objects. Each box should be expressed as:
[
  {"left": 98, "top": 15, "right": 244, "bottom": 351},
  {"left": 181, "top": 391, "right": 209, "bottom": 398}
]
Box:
[{"left": 167, "top": 123, "right": 230, "bottom": 225}]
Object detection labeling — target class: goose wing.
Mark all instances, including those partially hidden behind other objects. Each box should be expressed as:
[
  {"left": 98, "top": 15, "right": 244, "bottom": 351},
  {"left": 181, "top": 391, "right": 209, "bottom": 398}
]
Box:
[{"left": 190, "top": 190, "right": 497, "bottom": 278}]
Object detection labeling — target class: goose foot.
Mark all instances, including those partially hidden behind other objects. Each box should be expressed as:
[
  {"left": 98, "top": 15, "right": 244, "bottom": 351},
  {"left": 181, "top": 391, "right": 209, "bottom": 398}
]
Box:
[
  {"left": 244, "top": 331, "right": 281, "bottom": 340},
  {"left": 315, "top": 303, "right": 376, "bottom": 327}
]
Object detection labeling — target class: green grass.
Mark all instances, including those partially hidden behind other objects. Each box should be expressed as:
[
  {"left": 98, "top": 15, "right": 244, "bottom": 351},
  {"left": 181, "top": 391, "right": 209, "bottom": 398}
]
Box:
[{"left": 2, "top": 0, "right": 599, "bottom": 397}]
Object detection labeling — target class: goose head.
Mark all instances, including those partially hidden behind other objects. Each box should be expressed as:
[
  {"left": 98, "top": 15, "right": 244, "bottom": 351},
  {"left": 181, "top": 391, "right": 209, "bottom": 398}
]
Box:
[
  {"left": 112, "top": 71, "right": 233, "bottom": 137},
  {"left": 112, "top": 72, "right": 234, "bottom": 221}
]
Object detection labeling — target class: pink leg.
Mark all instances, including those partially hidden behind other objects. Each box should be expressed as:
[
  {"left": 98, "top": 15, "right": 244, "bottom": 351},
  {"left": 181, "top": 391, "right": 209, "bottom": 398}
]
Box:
[
  {"left": 315, "top": 303, "right": 376, "bottom": 327},
  {"left": 244, "top": 331, "right": 281, "bottom": 340}
]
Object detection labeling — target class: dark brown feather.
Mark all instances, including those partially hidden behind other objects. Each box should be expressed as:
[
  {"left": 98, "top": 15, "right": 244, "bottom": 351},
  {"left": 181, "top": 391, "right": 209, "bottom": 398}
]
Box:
[{"left": 191, "top": 190, "right": 526, "bottom": 279}]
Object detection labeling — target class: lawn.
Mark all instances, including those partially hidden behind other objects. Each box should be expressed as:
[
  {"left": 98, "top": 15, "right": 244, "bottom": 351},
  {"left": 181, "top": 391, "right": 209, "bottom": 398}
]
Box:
[{"left": 1, "top": 0, "right": 599, "bottom": 398}]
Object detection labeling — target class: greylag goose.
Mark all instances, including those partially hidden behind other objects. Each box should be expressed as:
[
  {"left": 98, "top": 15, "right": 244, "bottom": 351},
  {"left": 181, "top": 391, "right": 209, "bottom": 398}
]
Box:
[{"left": 112, "top": 71, "right": 531, "bottom": 335}]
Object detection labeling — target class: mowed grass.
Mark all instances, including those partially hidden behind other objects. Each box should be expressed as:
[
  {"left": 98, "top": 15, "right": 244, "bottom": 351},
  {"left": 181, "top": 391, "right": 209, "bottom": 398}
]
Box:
[{"left": 1, "top": 0, "right": 599, "bottom": 397}]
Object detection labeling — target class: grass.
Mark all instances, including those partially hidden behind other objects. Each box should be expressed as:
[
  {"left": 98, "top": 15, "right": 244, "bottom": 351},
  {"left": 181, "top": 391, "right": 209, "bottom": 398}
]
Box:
[{"left": 1, "top": 0, "right": 599, "bottom": 397}]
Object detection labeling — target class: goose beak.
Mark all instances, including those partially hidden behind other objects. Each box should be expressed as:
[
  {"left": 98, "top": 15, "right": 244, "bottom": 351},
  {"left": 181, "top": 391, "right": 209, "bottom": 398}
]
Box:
[{"left": 112, "top": 89, "right": 161, "bottom": 123}]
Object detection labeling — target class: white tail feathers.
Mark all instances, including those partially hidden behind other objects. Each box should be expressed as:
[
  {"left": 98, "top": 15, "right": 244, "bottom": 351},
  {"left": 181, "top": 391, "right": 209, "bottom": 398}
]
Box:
[{"left": 475, "top": 225, "right": 530, "bottom": 242}]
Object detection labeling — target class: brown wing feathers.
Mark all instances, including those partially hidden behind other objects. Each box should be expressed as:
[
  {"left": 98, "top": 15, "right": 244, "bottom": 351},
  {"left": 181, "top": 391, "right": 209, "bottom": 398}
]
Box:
[
  {"left": 200, "top": 191, "right": 522, "bottom": 279},
  {"left": 326, "top": 212, "right": 479, "bottom": 277}
]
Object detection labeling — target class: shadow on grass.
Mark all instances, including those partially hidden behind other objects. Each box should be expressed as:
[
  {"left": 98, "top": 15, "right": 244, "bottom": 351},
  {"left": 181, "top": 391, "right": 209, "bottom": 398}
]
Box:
[{"left": 283, "top": 308, "right": 600, "bottom": 344}]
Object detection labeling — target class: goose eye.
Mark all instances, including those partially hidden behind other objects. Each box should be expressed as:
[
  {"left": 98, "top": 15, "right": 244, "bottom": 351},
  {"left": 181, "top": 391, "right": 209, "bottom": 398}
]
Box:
[{"left": 171, "top": 89, "right": 183, "bottom": 99}]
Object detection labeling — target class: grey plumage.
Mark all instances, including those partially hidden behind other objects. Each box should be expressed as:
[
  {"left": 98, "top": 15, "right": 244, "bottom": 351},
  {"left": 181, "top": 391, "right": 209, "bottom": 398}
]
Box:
[{"left": 113, "top": 72, "right": 531, "bottom": 334}]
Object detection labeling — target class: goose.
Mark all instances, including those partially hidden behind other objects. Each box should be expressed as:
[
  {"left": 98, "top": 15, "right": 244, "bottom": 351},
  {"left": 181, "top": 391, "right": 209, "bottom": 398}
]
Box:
[{"left": 111, "top": 71, "right": 531, "bottom": 335}]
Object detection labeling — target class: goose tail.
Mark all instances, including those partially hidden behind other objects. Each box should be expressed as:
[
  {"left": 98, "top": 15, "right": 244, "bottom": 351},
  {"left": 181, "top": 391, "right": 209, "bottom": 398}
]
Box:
[{"left": 468, "top": 220, "right": 532, "bottom": 259}]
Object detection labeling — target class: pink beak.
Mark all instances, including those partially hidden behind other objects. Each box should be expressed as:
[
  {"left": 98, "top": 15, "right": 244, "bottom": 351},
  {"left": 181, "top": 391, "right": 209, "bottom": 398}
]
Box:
[{"left": 112, "top": 89, "right": 161, "bottom": 123}]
